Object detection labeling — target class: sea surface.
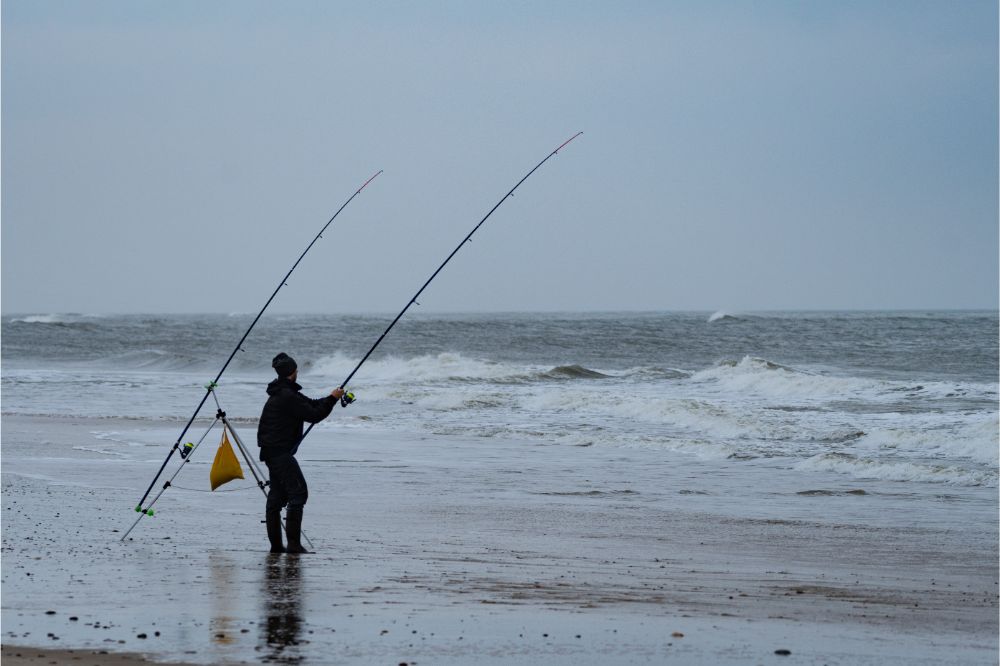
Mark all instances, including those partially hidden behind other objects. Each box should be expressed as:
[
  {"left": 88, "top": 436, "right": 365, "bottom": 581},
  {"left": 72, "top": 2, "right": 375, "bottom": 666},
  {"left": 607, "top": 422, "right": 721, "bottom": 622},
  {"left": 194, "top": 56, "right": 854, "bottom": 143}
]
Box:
[{"left": 2, "top": 311, "right": 997, "bottom": 488}]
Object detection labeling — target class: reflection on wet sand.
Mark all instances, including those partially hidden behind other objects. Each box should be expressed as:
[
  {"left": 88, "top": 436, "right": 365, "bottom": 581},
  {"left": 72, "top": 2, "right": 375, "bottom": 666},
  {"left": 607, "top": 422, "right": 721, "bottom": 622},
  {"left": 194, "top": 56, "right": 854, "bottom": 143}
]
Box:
[
  {"left": 209, "top": 554, "right": 238, "bottom": 650},
  {"left": 261, "top": 554, "right": 304, "bottom": 663}
]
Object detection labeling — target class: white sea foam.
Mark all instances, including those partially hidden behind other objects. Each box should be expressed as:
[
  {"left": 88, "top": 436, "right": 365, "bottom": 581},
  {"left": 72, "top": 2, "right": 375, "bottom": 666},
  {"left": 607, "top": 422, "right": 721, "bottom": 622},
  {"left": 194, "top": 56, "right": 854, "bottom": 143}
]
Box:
[
  {"left": 310, "top": 351, "right": 532, "bottom": 384},
  {"left": 4, "top": 313, "right": 995, "bottom": 491},
  {"left": 617, "top": 435, "right": 742, "bottom": 460},
  {"left": 691, "top": 356, "right": 886, "bottom": 401},
  {"left": 73, "top": 446, "right": 127, "bottom": 457},
  {"left": 91, "top": 430, "right": 124, "bottom": 442},
  {"left": 692, "top": 356, "right": 997, "bottom": 408},
  {"left": 338, "top": 355, "right": 996, "bottom": 484},
  {"left": 856, "top": 415, "right": 999, "bottom": 467},
  {"left": 534, "top": 384, "right": 741, "bottom": 428},
  {"left": 796, "top": 453, "right": 997, "bottom": 487},
  {"left": 9, "top": 312, "right": 108, "bottom": 324},
  {"left": 12, "top": 314, "right": 74, "bottom": 324}
]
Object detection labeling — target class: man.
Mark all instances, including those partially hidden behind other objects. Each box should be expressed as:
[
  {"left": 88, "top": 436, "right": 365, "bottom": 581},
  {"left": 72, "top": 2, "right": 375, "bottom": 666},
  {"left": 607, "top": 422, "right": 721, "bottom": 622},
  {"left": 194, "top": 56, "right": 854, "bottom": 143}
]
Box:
[{"left": 258, "top": 352, "right": 344, "bottom": 554}]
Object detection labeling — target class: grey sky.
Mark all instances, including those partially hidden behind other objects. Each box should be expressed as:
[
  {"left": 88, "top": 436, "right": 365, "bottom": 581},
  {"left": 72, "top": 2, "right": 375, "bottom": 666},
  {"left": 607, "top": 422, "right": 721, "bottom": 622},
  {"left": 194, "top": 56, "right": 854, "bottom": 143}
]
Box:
[{"left": 2, "top": 1, "right": 997, "bottom": 313}]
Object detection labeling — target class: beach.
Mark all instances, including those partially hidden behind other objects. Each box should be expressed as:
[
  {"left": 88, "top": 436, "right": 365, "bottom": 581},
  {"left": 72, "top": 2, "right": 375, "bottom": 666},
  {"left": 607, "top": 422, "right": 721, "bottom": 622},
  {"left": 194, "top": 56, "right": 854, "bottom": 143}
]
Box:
[
  {"left": 4, "top": 0, "right": 998, "bottom": 660},
  {"left": 2, "top": 413, "right": 996, "bottom": 665},
  {"left": 3, "top": 311, "right": 997, "bottom": 663}
]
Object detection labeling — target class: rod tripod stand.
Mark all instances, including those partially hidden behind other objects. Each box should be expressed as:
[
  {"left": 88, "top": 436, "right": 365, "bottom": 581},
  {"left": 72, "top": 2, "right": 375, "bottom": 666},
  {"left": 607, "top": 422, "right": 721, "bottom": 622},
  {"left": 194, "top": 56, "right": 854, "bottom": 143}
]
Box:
[{"left": 121, "top": 388, "right": 314, "bottom": 550}]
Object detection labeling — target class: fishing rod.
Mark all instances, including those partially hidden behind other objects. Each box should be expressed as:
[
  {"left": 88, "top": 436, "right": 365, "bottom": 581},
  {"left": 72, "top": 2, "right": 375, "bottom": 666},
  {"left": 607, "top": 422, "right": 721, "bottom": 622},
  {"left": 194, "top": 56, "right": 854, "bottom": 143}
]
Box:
[
  {"left": 294, "top": 132, "right": 583, "bottom": 453},
  {"left": 131, "top": 170, "right": 383, "bottom": 516}
]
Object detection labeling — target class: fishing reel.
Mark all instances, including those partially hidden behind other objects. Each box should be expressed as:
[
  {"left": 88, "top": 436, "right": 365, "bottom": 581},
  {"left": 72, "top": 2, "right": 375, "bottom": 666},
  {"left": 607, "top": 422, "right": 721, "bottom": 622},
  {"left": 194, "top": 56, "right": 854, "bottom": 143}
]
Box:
[{"left": 340, "top": 391, "right": 356, "bottom": 407}]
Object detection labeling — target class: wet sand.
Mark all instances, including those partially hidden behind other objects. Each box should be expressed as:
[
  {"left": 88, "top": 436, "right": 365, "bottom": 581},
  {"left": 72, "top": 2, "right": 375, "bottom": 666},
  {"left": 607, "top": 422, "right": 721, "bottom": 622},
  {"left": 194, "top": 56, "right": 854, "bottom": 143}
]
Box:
[
  {"left": 2, "top": 414, "right": 997, "bottom": 664},
  {"left": 1, "top": 646, "right": 196, "bottom": 665}
]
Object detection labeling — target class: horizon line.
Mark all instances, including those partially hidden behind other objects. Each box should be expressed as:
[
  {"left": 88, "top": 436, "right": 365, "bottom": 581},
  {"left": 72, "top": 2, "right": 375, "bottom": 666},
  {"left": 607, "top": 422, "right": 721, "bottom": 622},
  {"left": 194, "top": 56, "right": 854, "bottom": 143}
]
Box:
[{"left": 3, "top": 308, "right": 998, "bottom": 317}]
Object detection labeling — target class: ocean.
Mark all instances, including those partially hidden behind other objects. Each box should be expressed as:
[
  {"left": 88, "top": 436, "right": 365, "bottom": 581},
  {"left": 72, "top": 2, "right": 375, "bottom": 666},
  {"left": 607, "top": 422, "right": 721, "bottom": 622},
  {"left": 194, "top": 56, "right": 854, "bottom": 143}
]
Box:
[{"left": 2, "top": 310, "right": 996, "bottom": 488}]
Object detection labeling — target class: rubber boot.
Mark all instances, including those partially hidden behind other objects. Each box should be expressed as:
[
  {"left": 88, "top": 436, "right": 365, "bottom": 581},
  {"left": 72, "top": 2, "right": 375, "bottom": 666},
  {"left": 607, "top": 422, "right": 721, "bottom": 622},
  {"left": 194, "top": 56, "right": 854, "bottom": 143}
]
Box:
[
  {"left": 284, "top": 505, "right": 312, "bottom": 554},
  {"left": 265, "top": 511, "right": 285, "bottom": 553}
]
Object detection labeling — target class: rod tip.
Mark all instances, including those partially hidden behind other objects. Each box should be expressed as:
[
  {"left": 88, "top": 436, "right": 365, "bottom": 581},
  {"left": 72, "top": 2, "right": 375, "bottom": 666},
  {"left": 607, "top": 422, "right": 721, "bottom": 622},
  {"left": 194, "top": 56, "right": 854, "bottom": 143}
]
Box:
[{"left": 555, "top": 132, "right": 584, "bottom": 153}]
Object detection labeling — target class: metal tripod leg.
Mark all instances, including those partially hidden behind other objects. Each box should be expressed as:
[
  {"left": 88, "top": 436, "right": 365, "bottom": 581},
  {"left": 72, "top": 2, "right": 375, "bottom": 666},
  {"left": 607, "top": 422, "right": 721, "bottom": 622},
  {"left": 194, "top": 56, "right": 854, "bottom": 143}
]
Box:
[
  {"left": 221, "top": 414, "right": 315, "bottom": 550},
  {"left": 120, "top": 417, "right": 221, "bottom": 542}
]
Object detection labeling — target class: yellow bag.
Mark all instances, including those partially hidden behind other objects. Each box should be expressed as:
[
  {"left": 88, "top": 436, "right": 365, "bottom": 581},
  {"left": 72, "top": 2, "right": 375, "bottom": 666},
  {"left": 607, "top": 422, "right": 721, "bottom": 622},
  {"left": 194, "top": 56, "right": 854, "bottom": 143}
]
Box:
[{"left": 210, "top": 428, "right": 245, "bottom": 491}]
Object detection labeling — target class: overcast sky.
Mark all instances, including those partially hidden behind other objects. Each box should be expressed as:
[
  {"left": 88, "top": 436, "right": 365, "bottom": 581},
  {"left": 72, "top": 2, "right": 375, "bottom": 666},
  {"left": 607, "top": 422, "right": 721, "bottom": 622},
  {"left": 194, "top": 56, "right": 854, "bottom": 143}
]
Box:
[{"left": 2, "top": 1, "right": 997, "bottom": 314}]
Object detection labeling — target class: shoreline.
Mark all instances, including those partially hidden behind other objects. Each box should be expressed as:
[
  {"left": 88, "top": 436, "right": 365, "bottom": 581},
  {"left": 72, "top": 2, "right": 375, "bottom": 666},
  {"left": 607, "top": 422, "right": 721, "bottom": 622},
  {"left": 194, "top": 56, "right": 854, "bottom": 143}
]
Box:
[{"left": 2, "top": 414, "right": 997, "bottom": 664}]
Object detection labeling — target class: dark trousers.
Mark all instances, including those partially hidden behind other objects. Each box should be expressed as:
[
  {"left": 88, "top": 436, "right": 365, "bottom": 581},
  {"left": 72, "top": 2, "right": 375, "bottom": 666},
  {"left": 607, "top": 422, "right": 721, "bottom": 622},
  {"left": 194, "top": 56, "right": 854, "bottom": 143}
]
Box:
[{"left": 265, "top": 453, "right": 308, "bottom": 513}]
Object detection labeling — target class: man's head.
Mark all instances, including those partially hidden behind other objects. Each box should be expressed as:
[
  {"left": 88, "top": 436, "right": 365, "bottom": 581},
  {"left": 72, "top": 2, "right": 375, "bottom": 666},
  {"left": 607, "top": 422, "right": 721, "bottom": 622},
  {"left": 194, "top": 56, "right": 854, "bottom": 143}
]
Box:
[{"left": 272, "top": 352, "right": 297, "bottom": 379}]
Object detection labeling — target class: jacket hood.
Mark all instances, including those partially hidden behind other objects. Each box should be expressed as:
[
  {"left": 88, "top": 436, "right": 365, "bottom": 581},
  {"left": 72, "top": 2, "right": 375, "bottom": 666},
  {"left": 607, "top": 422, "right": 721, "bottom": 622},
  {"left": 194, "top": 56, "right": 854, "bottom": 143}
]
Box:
[{"left": 266, "top": 376, "right": 302, "bottom": 396}]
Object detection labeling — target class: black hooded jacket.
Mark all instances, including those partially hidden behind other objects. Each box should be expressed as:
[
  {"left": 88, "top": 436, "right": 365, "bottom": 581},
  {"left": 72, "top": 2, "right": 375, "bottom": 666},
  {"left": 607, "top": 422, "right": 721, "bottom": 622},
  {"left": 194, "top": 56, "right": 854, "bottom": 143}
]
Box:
[{"left": 257, "top": 377, "right": 337, "bottom": 461}]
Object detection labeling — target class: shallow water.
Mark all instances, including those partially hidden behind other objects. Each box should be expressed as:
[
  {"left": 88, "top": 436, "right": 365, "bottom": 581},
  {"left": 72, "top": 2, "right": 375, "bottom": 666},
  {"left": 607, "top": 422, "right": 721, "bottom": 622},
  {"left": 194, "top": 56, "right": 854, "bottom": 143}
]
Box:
[{"left": 1, "top": 416, "right": 997, "bottom": 665}]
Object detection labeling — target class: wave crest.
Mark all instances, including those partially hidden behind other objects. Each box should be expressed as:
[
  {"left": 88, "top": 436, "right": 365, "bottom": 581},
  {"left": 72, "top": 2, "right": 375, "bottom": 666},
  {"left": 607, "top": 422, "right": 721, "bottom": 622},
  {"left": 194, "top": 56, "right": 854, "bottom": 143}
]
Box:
[
  {"left": 693, "top": 356, "right": 881, "bottom": 400},
  {"left": 708, "top": 311, "right": 739, "bottom": 323},
  {"left": 9, "top": 313, "right": 102, "bottom": 328},
  {"left": 310, "top": 352, "right": 525, "bottom": 384},
  {"left": 542, "top": 365, "right": 609, "bottom": 380},
  {"left": 796, "top": 452, "right": 997, "bottom": 487},
  {"left": 310, "top": 353, "right": 614, "bottom": 385}
]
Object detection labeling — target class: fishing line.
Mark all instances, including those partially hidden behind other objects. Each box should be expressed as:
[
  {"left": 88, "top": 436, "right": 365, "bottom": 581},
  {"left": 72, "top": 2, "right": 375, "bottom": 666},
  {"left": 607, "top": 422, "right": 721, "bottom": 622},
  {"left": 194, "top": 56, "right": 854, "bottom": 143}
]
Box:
[
  {"left": 130, "top": 171, "right": 382, "bottom": 517},
  {"left": 294, "top": 132, "right": 583, "bottom": 454},
  {"left": 168, "top": 484, "right": 259, "bottom": 493},
  {"left": 126, "top": 133, "right": 581, "bottom": 539}
]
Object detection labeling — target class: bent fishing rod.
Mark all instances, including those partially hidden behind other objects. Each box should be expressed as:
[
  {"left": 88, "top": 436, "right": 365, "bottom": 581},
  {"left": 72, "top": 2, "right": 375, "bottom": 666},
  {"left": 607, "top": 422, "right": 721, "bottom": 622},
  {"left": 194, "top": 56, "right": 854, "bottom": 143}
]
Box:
[
  {"left": 131, "top": 170, "right": 383, "bottom": 515},
  {"left": 294, "top": 132, "right": 583, "bottom": 453}
]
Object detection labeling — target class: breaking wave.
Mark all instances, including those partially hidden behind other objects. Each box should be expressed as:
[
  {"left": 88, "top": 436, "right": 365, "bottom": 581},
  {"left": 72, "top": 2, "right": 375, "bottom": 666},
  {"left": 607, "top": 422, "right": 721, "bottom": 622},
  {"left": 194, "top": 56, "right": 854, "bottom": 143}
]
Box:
[
  {"left": 310, "top": 352, "right": 612, "bottom": 385},
  {"left": 311, "top": 352, "right": 526, "bottom": 383},
  {"left": 3, "top": 313, "right": 995, "bottom": 491},
  {"left": 855, "top": 415, "right": 999, "bottom": 467},
  {"left": 689, "top": 356, "right": 992, "bottom": 405},
  {"left": 8, "top": 313, "right": 104, "bottom": 329},
  {"left": 10, "top": 314, "right": 84, "bottom": 324},
  {"left": 796, "top": 453, "right": 997, "bottom": 487},
  {"left": 708, "top": 310, "right": 739, "bottom": 323}
]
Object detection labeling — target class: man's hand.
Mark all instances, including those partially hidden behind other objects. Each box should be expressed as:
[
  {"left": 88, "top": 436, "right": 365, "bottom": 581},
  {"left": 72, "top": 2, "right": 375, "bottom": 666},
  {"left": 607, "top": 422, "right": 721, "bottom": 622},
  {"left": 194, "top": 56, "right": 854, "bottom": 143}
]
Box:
[{"left": 331, "top": 387, "right": 345, "bottom": 400}]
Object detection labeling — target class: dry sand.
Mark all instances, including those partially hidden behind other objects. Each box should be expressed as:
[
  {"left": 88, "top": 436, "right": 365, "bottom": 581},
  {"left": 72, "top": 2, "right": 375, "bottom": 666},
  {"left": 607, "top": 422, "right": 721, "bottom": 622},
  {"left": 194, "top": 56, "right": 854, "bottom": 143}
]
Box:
[{"left": 2, "top": 414, "right": 997, "bottom": 665}]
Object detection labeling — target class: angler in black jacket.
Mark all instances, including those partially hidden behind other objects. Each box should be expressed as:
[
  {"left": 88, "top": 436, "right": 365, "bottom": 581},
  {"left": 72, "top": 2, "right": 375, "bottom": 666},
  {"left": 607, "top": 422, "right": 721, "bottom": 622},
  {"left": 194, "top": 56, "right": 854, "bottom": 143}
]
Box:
[{"left": 258, "top": 352, "right": 344, "bottom": 554}]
